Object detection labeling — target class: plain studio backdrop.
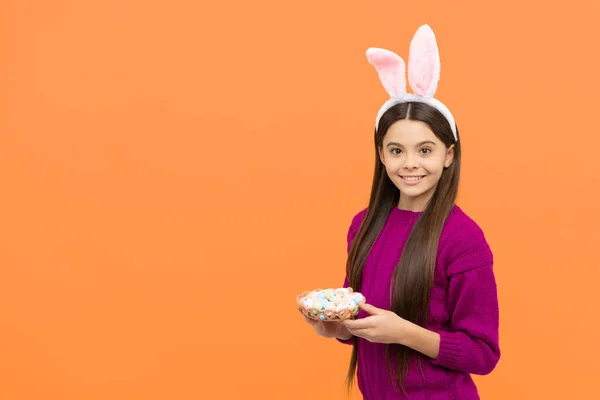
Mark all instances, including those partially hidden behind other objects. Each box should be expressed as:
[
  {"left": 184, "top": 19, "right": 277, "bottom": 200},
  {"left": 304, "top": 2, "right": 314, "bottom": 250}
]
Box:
[{"left": 1, "top": 1, "right": 599, "bottom": 399}]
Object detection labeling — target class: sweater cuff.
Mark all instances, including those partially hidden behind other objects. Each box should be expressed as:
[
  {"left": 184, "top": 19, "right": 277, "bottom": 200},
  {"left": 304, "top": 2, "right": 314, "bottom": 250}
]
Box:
[
  {"left": 431, "top": 330, "right": 463, "bottom": 369},
  {"left": 336, "top": 336, "right": 355, "bottom": 345}
]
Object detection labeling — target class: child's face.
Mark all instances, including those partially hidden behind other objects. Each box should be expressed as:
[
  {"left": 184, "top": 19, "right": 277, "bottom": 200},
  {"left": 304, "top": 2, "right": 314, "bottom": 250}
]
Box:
[{"left": 378, "top": 119, "right": 454, "bottom": 211}]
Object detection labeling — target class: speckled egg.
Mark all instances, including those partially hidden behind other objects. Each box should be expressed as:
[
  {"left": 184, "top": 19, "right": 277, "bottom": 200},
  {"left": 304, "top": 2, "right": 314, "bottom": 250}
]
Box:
[{"left": 353, "top": 293, "right": 365, "bottom": 304}]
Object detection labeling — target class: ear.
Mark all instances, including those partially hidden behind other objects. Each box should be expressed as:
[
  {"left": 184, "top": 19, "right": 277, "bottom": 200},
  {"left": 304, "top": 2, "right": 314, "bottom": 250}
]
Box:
[
  {"left": 444, "top": 144, "right": 455, "bottom": 168},
  {"left": 366, "top": 48, "right": 406, "bottom": 97},
  {"left": 378, "top": 146, "right": 386, "bottom": 165},
  {"left": 407, "top": 24, "right": 440, "bottom": 98}
]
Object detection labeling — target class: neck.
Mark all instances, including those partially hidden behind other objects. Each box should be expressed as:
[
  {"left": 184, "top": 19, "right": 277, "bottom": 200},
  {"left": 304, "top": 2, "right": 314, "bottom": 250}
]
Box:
[{"left": 397, "top": 194, "right": 431, "bottom": 212}]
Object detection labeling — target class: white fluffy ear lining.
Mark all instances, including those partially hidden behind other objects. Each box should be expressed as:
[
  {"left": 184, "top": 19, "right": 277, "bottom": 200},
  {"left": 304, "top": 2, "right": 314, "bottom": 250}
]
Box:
[
  {"left": 366, "top": 48, "right": 406, "bottom": 97},
  {"left": 408, "top": 24, "right": 440, "bottom": 98}
]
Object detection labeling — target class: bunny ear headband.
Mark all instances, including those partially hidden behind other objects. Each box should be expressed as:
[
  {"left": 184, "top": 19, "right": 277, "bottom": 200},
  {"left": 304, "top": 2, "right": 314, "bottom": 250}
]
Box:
[{"left": 367, "top": 24, "right": 458, "bottom": 141}]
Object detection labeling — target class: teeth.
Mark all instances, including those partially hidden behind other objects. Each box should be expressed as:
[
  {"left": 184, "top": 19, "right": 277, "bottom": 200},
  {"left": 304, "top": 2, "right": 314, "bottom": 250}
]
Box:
[{"left": 403, "top": 176, "right": 423, "bottom": 181}]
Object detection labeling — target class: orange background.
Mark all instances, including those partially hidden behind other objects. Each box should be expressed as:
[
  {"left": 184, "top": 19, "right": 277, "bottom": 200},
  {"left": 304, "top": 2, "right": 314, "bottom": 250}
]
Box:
[{"left": 1, "top": 1, "right": 599, "bottom": 399}]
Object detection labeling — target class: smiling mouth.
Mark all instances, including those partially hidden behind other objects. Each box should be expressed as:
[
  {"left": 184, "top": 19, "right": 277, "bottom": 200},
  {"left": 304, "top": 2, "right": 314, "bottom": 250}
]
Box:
[{"left": 400, "top": 176, "right": 425, "bottom": 182}]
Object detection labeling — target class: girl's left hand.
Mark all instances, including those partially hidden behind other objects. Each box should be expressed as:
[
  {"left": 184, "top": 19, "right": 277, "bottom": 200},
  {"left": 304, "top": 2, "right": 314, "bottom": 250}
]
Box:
[{"left": 341, "top": 302, "right": 409, "bottom": 345}]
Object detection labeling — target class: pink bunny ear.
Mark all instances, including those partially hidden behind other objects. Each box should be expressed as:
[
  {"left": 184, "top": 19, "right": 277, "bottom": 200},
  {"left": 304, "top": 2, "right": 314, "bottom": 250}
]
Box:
[
  {"left": 366, "top": 48, "right": 406, "bottom": 97},
  {"left": 407, "top": 24, "right": 440, "bottom": 97}
]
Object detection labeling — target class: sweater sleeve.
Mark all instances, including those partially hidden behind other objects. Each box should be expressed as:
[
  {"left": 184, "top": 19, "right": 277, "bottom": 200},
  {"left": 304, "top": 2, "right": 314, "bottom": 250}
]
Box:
[
  {"left": 430, "top": 223, "right": 501, "bottom": 375},
  {"left": 336, "top": 209, "right": 366, "bottom": 346}
]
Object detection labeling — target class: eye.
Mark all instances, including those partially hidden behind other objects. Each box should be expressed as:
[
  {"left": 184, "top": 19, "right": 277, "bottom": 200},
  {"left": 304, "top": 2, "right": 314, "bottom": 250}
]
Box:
[
  {"left": 390, "top": 148, "right": 402, "bottom": 155},
  {"left": 420, "top": 147, "right": 432, "bottom": 154}
]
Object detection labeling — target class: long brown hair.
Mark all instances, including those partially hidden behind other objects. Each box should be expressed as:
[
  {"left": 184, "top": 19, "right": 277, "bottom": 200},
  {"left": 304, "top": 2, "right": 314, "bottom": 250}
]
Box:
[{"left": 345, "top": 101, "right": 461, "bottom": 393}]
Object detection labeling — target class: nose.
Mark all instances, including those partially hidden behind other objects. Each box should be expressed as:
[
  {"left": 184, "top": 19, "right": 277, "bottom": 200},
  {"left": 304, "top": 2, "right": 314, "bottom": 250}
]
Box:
[{"left": 403, "top": 154, "right": 419, "bottom": 169}]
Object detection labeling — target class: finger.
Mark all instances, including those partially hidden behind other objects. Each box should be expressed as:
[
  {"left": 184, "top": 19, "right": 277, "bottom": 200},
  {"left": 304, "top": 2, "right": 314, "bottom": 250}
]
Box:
[
  {"left": 358, "top": 302, "right": 383, "bottom": 315},
  {"left": 342, "top": 317, "right": 373, "bottom": 330},
  {"left": 346, "top": 327, "right": 371, "bottom": 339},
  {"left": 303, "top": 315, "right": 318, "bottom": 325}
]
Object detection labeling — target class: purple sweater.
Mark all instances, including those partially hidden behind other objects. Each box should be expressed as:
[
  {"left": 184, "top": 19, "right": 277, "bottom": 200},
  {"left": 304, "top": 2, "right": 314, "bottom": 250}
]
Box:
[{"left": 338, "top": 206, "right": 500, "bottom": 400}]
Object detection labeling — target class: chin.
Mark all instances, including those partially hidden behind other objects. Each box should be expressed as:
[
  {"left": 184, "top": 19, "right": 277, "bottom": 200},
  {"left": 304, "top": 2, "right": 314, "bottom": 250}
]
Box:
[{"left": 399, "top": 188, "right": 429, "bottom": 199}]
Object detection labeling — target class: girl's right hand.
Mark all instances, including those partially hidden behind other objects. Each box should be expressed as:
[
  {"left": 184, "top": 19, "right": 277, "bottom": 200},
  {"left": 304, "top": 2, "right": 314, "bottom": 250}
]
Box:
[{"left": 302, "top": 314, "right": 353, "bottom": 340}]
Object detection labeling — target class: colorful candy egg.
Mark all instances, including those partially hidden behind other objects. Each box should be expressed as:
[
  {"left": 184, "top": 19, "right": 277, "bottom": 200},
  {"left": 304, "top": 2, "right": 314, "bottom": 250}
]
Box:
[{"left": 353, "top": 293, "right": 365, "bottom": 304}]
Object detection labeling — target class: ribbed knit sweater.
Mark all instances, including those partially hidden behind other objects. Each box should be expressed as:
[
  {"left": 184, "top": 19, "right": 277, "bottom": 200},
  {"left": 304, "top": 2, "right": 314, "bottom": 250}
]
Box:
[{"left": 338, "top": 205, "right": 500, "bottom": 400}]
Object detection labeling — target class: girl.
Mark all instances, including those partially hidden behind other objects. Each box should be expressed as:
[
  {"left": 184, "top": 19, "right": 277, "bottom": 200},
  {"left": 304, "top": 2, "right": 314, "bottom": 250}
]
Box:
[{"left": 302, "top": 25, "right": 500, "bottom": 399}]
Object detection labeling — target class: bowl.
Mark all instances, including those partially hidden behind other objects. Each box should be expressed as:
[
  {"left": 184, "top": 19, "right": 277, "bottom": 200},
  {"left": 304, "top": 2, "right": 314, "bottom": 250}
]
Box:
[{"left": 297, "top": 287, "right": 365, "bottom": 321}]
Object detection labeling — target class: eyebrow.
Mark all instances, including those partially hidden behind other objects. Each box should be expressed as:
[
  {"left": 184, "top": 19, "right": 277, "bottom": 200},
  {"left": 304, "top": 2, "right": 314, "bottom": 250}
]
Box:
[{"left": 386, "top": 140, "right": 437, "bottom": 147}]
